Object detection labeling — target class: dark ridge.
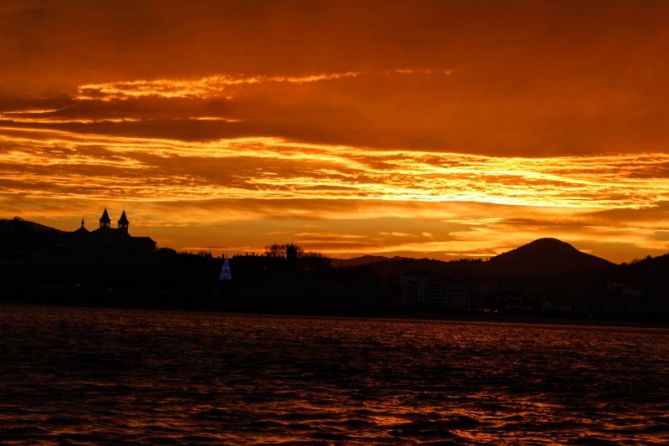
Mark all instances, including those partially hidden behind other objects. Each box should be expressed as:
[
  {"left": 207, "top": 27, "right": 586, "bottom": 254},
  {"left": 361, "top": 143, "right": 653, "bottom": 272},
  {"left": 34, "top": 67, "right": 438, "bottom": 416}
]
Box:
[
  {"left": 489, "top": 237, "right": 614, "bottom": 277},
  {"left": 0, "top": 217, "right": 64, "bottom": 234},
  {"left": 330, "top": 255, "right": 413, "bottom": 268},
  {"left": 619, "top": 252, "right": 669, "bottom": 288},
  {"left": 330, "top": 255, "right": 391, "bottom": 268}
]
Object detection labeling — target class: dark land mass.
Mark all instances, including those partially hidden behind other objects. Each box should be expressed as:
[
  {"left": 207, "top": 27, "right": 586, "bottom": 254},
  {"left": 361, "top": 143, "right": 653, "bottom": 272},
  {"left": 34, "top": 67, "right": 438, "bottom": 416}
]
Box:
[{"left": 1, "top": 217, "right": 668, "bottom": 324}]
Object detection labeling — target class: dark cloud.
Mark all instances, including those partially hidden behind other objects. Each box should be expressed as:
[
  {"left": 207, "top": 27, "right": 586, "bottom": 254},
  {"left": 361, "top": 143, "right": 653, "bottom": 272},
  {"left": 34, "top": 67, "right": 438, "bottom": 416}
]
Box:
[{"left": 1, "top": 1, "right": 669, "bottom": 154}]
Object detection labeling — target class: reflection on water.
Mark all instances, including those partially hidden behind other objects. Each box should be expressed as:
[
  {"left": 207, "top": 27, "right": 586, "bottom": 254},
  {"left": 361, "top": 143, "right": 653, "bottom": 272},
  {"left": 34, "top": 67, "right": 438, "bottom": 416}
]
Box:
[{"left": 1, "top": 305, "right": 668, "bottom": 445}]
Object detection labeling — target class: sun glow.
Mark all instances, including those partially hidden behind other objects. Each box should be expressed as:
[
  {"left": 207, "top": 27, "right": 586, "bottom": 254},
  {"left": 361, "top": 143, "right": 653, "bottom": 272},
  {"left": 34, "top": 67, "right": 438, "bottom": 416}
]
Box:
[{"left": 1, "top": 48, "right": 668, "bottom": 262}]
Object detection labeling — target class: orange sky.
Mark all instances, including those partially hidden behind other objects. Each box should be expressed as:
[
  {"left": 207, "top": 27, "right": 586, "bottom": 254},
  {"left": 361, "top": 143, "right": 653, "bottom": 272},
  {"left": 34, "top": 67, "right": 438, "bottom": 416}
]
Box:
[{"left": 1, "top": 0, "right": 668, "bottom": 262}]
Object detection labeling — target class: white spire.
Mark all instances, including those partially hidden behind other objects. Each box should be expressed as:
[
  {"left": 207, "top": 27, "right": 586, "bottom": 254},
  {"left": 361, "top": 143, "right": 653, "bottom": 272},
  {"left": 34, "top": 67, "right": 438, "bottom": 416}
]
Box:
[{"left": 219, "top": 259, "right": 232, "bottom": 281}]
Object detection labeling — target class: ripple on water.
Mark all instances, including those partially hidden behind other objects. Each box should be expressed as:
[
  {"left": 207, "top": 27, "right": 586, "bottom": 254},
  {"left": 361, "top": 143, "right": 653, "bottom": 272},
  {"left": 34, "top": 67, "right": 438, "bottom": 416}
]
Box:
[{"left": 1, "top": 305, "right": 668, "bottom": 445}]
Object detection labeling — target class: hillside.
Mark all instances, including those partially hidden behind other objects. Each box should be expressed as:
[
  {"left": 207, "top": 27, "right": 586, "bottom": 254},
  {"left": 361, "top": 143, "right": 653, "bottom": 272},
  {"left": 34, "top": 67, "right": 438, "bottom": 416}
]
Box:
[
  {"left": 488, "top": 238, "right": 614, "bottom": 277},
  {"left": 330, "top": 255, "right": 396, "bottom": 268}
]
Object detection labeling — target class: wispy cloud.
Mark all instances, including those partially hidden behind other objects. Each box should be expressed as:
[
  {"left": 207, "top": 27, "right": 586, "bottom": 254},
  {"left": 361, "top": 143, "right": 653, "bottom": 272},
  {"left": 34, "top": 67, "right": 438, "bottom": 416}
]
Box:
[
  {"left": 74, "top": 69, "right": 454, "bottom": 101},
  {"left": 0, "top": 67, "right": 667, "bottom": 262},
  {"left": 1, "top": 130, "right": 667, "bottom": 209}
]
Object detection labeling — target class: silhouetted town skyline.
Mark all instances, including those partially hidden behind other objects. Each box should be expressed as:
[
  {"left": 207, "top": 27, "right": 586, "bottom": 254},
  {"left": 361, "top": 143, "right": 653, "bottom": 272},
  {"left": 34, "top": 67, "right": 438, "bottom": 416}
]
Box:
[{"left": 0, "top": 212, "right": 667, "bottom": 323}]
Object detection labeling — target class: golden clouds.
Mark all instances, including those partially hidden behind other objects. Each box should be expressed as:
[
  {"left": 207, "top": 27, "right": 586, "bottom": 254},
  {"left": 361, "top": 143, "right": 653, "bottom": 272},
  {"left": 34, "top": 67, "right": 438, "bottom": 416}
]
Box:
[
  {"left": 1, "top": 1, "right": 669, "bottom": 261},
  {"left": 1, "top": 128, "right": 667, "bottom": 209},
  {"left": 0, "top": 69, "right": 668, "bottom": 265},
  {"left": 3, "top": 60, "right": 669, "bottom": 156},
  {"left": 73, "top": 69, "right": 454, "bottom": 101},
  {"left": 74, "top": 72, "right": 369, "bottom": 101},
  {"left": 0, "top": 118, "right": 668, "bottom": 262}
]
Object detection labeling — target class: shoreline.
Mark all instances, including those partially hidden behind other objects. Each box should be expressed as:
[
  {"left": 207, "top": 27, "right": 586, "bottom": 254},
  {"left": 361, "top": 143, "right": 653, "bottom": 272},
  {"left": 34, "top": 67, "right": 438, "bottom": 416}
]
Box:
[{"left": 2, "top": 300, "right": 668, "bottom": 331}]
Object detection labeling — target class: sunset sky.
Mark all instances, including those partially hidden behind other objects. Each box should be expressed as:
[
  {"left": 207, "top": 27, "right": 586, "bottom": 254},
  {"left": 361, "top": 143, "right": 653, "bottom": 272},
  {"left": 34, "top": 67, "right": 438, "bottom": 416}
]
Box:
[{"left": 1, "top": 0, "right": 668, "bottom": 262}]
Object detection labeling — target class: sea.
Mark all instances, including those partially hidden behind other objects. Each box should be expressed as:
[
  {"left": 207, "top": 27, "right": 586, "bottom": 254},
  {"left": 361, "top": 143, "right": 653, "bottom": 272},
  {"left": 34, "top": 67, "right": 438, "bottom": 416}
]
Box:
[{"left": 1, "top": 305, "right": 668, "bottom": 445}]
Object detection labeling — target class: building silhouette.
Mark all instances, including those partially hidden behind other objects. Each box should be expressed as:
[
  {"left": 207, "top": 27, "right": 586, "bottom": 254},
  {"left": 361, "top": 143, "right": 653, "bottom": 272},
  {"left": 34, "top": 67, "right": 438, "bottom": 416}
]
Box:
[
  {"left": 99, "top": 208, "right": 111, "bottom": 229},
  {"left": 76, "top": 208, "right": 156, "bottom": 253},
  {"left": 0, "top": 209, "right": 156, "bottom": 262},
  {"left": 118, "top": 210, "right": 129, "bottom": 235},
  {"left": 74, "top": 218, "right": 89, "bottom": 235},
  {"left": 400, "top": 275, "right": 473, "bottom": 311}
]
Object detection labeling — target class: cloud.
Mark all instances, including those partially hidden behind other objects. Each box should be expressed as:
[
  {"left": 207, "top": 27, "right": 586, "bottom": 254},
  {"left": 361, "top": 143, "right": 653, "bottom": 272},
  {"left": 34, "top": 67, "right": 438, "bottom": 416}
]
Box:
[
  {"left": 1, "top": 1, "right": 669, "bottom": 261},
  {"left": 653, "top": 230, "right": 669, "bottom": 241},
  {"left": 1, "top": 130, "right": 667, "bottom": 209},
  {"left": 3, "top": 2, "right": 669, "bottom": 154},
  {"left": 1, "top": 66, "right": 668, "bottom": 156},
  {"left": 74, "top": 70, "right": 453, "bottom": 101},
  {"left": 0, "top": 122, "right": 667, "bottom": 262}
]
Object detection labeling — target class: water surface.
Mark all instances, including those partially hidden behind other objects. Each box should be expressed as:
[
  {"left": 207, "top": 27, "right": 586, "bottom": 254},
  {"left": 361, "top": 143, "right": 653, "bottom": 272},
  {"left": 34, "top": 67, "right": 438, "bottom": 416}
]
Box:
[{"left": 1, "top": 305, "right": 668, "bottom": 445}]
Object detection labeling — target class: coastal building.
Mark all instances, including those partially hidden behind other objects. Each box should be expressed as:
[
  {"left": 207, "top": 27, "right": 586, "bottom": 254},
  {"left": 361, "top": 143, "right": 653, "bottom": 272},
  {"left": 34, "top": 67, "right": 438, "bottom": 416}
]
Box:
[
  {"left": 400, "top": 275, "right": 473, "bottom": 311},
  {"left": 76, "top": 208, "right": 156, "bottom": 253},
  {"left": 0, "top": 210, "right": 156, "bottom": 256}
]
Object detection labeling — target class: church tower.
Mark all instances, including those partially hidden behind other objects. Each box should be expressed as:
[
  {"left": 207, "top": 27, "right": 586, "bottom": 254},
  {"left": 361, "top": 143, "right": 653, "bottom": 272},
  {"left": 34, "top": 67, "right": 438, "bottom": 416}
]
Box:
[
  {"left": 118, "top": 210, "right": 129, "bottom": 235},
  {"left": 99, "top": 208, "right": 111, "bottom": 229}
]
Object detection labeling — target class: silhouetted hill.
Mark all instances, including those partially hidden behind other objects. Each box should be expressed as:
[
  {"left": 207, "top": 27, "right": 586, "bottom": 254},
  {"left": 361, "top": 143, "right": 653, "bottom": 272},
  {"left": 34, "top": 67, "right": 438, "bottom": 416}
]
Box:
[
  {"left": 0, "top": 218, "right": 63, "bottom": 234},
  {"left": 331, "top": 255, "right": 409, "bottom": 268},
  {"left": 489, "top": 238, "right": 614, "bottom": 277},
  {"left": 332, "top": 238, "right": 614, "bottom": 279},
  {"left": 619, "top": 252, "right": 669, "bottom": 287},
  {"left": 0, "top": 217, "right": 66, "bottom": 252},
  {"left": 626, "top": 252, "right": 669, "bottom": 270}
]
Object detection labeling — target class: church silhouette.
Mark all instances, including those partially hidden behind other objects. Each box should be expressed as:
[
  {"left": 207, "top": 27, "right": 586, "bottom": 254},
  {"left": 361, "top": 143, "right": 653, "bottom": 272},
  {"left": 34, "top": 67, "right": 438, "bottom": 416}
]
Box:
[
  {"left": 71, "top": 208, "right": 156, "bottom": 253},
  {"left": 76, "top": 208, "right": 131, "bottom": 237}
]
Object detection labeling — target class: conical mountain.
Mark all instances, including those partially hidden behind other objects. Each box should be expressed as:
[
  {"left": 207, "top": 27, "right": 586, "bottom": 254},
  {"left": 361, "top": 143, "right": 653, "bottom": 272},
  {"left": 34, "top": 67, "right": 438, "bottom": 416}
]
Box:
[{"left": 489, "top": 238, "right": 614, "bottom": 277}]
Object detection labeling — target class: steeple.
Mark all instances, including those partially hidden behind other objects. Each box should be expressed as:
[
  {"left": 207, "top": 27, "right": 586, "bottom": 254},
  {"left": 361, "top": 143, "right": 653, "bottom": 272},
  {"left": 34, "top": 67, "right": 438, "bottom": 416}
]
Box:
[
  {"left": 219, "top": 257, "right": 232, "bottom": 281},
  {"left": 74, "top": 217, "right": 89, "bottom": 234},
  {"left": 99, "top": 208, "right": 111, "bottom": 229},
  {"left": 118, "top": 210, "right": 129, "bottom": 235}
]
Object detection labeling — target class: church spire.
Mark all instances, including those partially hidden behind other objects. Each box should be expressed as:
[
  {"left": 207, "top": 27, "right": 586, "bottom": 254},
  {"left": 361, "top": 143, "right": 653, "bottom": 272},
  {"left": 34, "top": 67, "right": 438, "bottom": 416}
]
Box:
[
  {"left": 99, "top": 207, "right": 111, "bottom": 228},
  {"left": 74, "top": 216, "right": 89, "bottom": 234},
  {"left": 118, "top": 210, "right": 129, "bottom": 235}
]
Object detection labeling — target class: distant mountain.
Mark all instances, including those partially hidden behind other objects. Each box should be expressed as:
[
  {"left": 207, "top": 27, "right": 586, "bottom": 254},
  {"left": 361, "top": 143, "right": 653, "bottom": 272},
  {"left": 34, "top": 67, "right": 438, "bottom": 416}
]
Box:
[
  {"left": 488, "top": 238, "right": 614, "bottom": 277},
  {"left": 331, "top": 239, "right": 616, "bottom": 279},
  {"left": 330, "top": 255, "right": 412, "bottom": 268},
  {"left": 330, "top": 255, "right": 483, "bottom": 277},
  {"left": 626, "top": 252, "right": 669, "bottom": 268},
  {"left": 619, "top": 252, "right": 669, "bottom": 286},
  {"left": 330, "top": 255, "right": 390, "bottom": 267}
]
